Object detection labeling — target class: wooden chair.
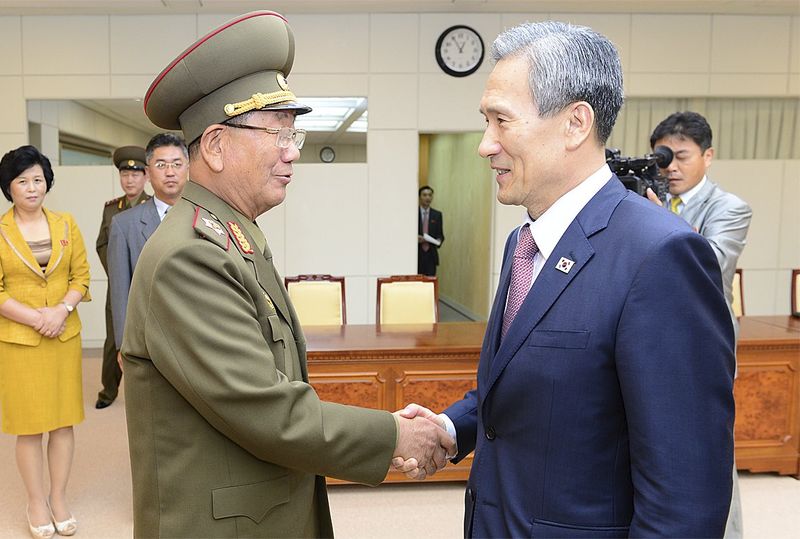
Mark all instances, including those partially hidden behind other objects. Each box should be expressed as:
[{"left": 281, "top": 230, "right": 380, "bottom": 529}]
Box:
[
  {"left": 732, "top": 268, "right": 744, "bottom": 318},
  {"left": 376, "top": 275, "right": 439, "bottom": 324},
  {"left": 792, "top": 269, "right": 800, "bottom": 317},
  {"left": 284, "top": 275, "right": 346, "bottom": 326}
]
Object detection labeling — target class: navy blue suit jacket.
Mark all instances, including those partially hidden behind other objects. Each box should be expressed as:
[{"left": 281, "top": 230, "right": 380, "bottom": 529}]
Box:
[{"left": 444, "top": 178, "right": 735, "bottom": 538}]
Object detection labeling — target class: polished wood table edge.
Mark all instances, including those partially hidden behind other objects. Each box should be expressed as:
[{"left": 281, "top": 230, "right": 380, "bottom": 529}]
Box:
[{"left": 743, "top": 315, "right": 800, "bottom": 334}]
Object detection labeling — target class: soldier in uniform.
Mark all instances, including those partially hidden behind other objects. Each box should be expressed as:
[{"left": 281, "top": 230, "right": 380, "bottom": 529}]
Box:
[
  {"left": 122, "top": 11, "right": 454, "bottom": 538},
  {"left": 95, "top": 146, "right": 150, "bottom": 409}
]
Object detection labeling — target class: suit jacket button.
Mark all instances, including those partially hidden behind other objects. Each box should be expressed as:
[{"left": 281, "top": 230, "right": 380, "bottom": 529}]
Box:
[{"left": 485, "top": 426, "right": 496, "bottom": 440}]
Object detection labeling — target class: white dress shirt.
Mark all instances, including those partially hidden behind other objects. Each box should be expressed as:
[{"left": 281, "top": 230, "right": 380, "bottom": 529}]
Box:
[
  {"left": 153, "top": 196, "right": 172, "bottom": 222},
  {"left": 666, "top": 175, "right": 707, "bottom": 215}
]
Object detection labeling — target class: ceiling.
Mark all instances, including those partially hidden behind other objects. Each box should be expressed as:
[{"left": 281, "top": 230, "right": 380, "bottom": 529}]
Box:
[{"left": 0, "top": 0, "right": 798, "bottom": 15}]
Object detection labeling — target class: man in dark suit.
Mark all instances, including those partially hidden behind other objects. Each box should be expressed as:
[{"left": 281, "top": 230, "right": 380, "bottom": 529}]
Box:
[
  {"left": 417, "top": 185, "right": 444, "bottom": 276},
  {"left": 108, "top": 133, "right": 189, "bottom": 355},
  {"left": 94, "top": 146, "right": 150, "bottom": 409},
  {"left": 397, "top": 21, "right": 735, "bottom": 538},
  {"left": 649, "top": 111, "right": 752, "bottom": 539}
]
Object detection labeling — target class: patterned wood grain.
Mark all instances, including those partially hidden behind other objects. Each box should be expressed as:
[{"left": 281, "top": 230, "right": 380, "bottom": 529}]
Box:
[
  {"left": 734, "top": 366, "right": 793, "bottom": 442},
  {"left": 309, "top": 372, "right": 386, "bottom": 410},
  {"left": 395, "top": 370, "right": 477, "bottom": 411}
]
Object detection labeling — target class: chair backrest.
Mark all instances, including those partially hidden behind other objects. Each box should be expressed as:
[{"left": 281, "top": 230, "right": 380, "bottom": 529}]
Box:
[
  {"left": 377, "top": 275, "right": 439, "bottom": 324},
  {"left": 792, "top": 269, "right": 800, "bottom": 317},
  {"left": 732, "top": 268, "right": 744, "bottom": 318},
  {"left": 285, "top": 275, "right": 346, "bottom": 326}
]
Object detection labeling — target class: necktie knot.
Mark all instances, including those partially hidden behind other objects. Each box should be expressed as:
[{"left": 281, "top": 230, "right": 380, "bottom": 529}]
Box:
[
  {"left": 670, "top": 196, "right": 683, "bottom": 214},
  {"left": 515, "top": 224, "right": 538, "bottom": 258}
]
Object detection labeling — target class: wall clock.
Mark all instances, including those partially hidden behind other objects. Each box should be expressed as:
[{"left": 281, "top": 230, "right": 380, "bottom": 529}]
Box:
[
  {"left": 435, "top": 25, "right": 484, "bottom": 78},
  {"left": 320, "top": 146, "right": 336, "bottom": 163}
]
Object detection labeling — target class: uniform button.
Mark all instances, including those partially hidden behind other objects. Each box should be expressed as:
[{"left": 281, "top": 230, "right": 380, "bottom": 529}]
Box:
[
  {"left": 41, "top": 282, "right": 47, "bottom": 287},
  {"left": 485, "top": 426, "right": 496, "bottom": 440}
]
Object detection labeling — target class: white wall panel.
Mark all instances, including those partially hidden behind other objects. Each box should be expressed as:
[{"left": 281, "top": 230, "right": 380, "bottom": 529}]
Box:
[
  {"left": 709, "top": 74, "right": 789, "bottom": 96},
  {"left": 23, "top": 75, "right": 111, "bottom": 99},
  {"left": 0, "top": 17, "right": 22, "bottom": 75},
  {"left": 370, "top": 14, "right": 419, "bottom": 74},
  {"left": 22, "top": 16, "right": 110, "bottom": 75},
  {"left": 0, "top": 77, "right": 26, "bottom": 132},
  {"left": 712, "top": 16, "right": 791, "bottom": 74},
  {"left": 418, "top": 72, "right": 487, "bottom": 132},
  {"left": 290, "top": 14, "right": 369, "bottom": 74},
  {"left": 630, "top": 15, "right": 711, "bottom": 73},
  {"left": 627, "top": 74, "right": 709, "bottom": 96},
  {"left": 711, "top": 160, "right": 783, "bottom": 270},
  {"left": 366, "top": 130, "right": 417, "bottom": 276},
  {"left": 110, "top": 15, "right": 196, "bottom": 75},
  {"left": 742, "top": 269, "right": 779, "bottom": 315},
  {"left": 369, "top": 74, "right": 418, "bottom": 129},
  {"left": 284, "top": 163, "right": 369, "bottom": 276},
  {"left": 344, "top": 275, "right": 369, "bottom": 324},
  {"left": 288, "top": 74, "right": 369, "bottom": 98},
  {"left": 778, "top": 161, "right": 800, "bottom": 269}
]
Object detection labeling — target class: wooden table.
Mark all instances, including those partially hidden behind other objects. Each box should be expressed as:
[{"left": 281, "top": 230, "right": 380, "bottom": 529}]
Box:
[
  {"left": 306, "top": 317, "right": 800, "bottom": 481},
  {"left": 734, "top": 316, "right": 800, "bottom": 476}
]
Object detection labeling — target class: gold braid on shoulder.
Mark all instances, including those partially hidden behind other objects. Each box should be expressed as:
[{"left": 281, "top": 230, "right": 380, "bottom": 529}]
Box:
[{"left": 224, "top": 91, "right": 297, "bottom": 117}]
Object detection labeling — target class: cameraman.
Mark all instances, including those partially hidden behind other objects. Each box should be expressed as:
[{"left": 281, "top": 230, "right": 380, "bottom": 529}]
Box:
[{"left": 648, "top": 111, "right": 752, "bottom": 539}]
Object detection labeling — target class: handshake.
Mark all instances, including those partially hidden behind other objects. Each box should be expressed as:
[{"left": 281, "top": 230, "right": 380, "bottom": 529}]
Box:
[{"left": 390, "top": 403, "right": 457, "bottom": 480}]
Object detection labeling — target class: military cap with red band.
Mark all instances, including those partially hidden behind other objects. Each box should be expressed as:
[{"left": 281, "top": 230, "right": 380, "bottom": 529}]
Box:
[
  {"left": 144, "top": 11, "right": 311, "bottom": 144},
  {"left": 112, "top": 145, "right": 146, "bottom": 171}
]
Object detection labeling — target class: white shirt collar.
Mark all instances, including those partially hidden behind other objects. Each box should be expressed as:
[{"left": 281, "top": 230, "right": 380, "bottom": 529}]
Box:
[
  {"left": 523, "top": 163, "right": 612, "bottom": 262},
  {"left": 668, "top": 175, "right": 707, "bottom": 207},
  {"left": 153, "top": 196, "right": 172, "bottom": 222}
]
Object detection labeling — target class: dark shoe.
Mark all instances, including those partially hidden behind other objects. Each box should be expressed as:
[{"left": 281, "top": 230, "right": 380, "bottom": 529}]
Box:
[{"left": 95, "top": 399, "right": 113, "bottom": 409}]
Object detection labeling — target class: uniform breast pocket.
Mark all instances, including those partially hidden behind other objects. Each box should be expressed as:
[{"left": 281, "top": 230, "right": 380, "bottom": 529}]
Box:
[{"left": 527, "top": 329, "right": 590, "bottom": 350}]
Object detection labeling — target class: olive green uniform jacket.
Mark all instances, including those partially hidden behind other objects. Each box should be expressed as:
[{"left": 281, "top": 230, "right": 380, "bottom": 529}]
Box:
[{"left": 122, "top": 182, "right": 397, "bottom": 538}]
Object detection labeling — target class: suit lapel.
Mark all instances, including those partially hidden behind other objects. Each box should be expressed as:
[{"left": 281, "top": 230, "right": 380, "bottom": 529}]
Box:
[
  {"left": 680, "top": 179, "right": 714, "bottom": 225},
  {"left": 43, "top": 208, "right": 66, "bottom": 277},
  {"left": 0, "top": 208, "right": 47, "bottom": 280},
  {"left": 484, "top": 178, "right": 626, "bottom": 396},
  {"left": 140, "top": 199, "right": 160, "bottom": 242}
]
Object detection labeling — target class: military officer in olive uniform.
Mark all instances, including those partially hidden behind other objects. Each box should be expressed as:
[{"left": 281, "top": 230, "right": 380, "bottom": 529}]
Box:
[
  {"left": 95, "top": 146, "right": 150, "bottom": 409},
  {"left": 122, "top": 11, "right": 454, "bottom": 538}
]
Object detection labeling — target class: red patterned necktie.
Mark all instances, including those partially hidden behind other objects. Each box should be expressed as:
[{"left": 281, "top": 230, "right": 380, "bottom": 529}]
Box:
[
  {"left": 502, "top": 224, "right": 538, "bottom": 338},
  {"left": 422, "top": 209, "right": 430, "bottom": 252}
]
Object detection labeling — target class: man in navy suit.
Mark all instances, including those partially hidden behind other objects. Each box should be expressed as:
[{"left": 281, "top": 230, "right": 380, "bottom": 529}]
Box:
[
  {"left": 397, "top": 21, "right": 735, "bottom": 538},
  {"left": 108, "top": 134, "right": 189, "bottom": 363}
]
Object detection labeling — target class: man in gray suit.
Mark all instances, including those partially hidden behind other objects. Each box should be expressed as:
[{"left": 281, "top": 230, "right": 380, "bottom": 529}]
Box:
[
  {"left": 649, "top": 111, "right": 752, "bottom": 539},
  {"left": 108, "top": 133, "right": 189, "bottom": 355}
]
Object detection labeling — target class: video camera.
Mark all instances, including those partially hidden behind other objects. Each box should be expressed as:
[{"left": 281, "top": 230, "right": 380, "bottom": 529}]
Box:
[{"left": 605, "top": 145, "right": 673, "bottom": 203}]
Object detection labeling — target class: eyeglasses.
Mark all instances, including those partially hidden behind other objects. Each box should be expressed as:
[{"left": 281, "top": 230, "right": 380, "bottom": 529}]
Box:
[
  {"left": 152, "top": 161, "right": 186, "bottom": 170},
  {"left": 226, "top": 124, "right": 306, "bottom": 150}
]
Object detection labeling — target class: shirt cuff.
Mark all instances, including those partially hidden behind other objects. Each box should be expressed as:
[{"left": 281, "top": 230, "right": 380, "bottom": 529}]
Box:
[{"left": 439, "top": 413, "right": 457, "bottom": 459}]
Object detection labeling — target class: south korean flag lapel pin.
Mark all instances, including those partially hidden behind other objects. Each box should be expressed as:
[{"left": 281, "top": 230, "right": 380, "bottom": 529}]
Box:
[{"left": 555, "top": 257, "right": 575, "bottom": 274}]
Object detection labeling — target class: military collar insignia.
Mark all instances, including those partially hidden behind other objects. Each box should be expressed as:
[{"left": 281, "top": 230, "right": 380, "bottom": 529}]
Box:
[
  {"left": 192, "top": 207, "right": 230, "bottom": 250},
  {"left": 227, "top": 221, "right": 254, "bottom": 254}
]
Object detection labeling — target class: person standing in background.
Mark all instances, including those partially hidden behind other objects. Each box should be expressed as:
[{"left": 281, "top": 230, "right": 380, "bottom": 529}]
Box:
[
  {"left": 0, "top": 145, "right": 91, "bottom": 538},
  {"left": 108, "top": 133, "right": 189, "bottom": 355},
  {"left": 417, "top": 185, "right": 444, "bottom": 276},
  {"left": 95, "top": 146, "right": 150, "bottom": 409},
  {"left": 649, "top": 110, "right": 752, "bottom": 539}
]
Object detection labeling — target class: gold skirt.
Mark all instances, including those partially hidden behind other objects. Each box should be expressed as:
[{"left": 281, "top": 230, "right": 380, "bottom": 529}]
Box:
[{"left": 0, "top": 334, "right": 84, "bottom": 435}]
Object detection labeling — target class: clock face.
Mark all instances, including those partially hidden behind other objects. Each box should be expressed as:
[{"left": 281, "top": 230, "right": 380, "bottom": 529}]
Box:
[
  {"left": 320, "top": 146, "right": 335, "bottom": 163},
  {"left": 435, "top": 25, "right": 484, "bottom": 78}
]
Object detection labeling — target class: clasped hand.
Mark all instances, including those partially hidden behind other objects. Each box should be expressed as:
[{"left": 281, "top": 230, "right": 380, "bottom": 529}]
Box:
[
  {"left": 391, "top": 403, "right": 456, "bottom": 480},
  {"left": 33, "top": 306, "right": 67, "bottom": 339}
]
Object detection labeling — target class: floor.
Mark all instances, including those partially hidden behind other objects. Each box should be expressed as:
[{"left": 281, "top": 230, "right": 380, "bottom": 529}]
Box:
[{"left": 1, "top": 351, "right": 798, "bottom": 538}]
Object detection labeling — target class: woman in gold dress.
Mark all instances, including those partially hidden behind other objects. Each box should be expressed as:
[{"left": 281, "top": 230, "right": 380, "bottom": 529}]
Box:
[{"left": 0, "top": 145, "right": 90, "bottom": 538}]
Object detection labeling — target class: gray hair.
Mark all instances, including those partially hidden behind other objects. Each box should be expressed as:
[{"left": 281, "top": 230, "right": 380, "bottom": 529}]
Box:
[{"left": 492, "top": 21, "right": 623, "bottom": 143}]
